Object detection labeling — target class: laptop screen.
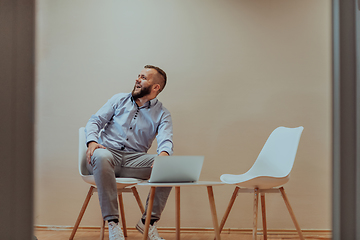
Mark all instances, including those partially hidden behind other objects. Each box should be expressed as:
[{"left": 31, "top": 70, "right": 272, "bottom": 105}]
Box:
[{"left": 148, "top": 156, "right": 204, "bottom": 183}]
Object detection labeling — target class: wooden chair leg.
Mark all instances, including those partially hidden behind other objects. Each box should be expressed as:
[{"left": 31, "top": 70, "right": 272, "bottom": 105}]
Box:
[
  {"left": 69, "top": 186, "right": 95, "bottom": 240},
  {"left": 260, "top": 193, "right": 267, "bottom": 240},
  {"left": 279, "top": 187, "right": 305, "bottom": 240},
  {"left": 218, "top": 186, "right": 240, "bottom": 234},
  {"left": 100, "top": 220, "right": 105, "bottom": 240},
  {"left": 118, "top": 193, "right": 127, "bottom": 237},
  {"left": 253, "top": 188, "right": 259, "bottom": 240},
  {"left": 132, "top": 186, "right": 145, "bottom": 213}
]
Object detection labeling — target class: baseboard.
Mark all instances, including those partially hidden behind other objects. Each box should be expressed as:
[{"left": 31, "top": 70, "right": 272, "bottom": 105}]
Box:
[{"left": 35, "top": 225, "right": 331, "bottom": 237}]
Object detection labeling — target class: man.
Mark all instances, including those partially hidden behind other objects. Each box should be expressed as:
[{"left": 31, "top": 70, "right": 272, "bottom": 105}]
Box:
[{"left": 85, "top": 65, "right": 173, "bottom": 240}]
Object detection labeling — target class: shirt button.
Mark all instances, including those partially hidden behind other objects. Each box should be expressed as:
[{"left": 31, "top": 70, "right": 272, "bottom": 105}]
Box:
[
  {"left": 130, "top": 127, "right": 132, "bottom": 130},
  {"left": 121, "top": 146, "right": 125, "bottom": 150}
]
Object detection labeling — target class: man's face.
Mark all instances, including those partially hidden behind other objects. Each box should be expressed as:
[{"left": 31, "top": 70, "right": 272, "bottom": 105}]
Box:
[{"left": 131, "top": 68, "right": 156, "bottom": 100}]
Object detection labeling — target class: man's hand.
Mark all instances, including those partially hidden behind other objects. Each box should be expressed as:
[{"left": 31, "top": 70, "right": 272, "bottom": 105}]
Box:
[
  {"left": 159, "top": 151, "right": 169, "bottom": 157},
  {"left": 151, "top": 151, "right": 169, "bottom": 168},
  {"left": 86, "top": 141, "right": 106, "bottom": 164}
]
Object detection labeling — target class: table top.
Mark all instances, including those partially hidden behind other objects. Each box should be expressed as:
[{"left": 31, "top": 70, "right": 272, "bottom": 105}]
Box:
[{"left": 137, "top": 180, "right": 224, "bottom": 187}]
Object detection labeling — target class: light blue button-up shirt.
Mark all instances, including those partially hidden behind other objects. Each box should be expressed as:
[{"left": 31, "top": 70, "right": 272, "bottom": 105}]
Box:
[{"left": 85, "top": 93, "right": 173, "bottom": 155}]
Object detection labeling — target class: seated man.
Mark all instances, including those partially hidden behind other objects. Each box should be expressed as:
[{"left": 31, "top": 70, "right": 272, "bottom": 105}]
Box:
[{"left": 85, "top": 65, "right": 173, "bottom": 240}]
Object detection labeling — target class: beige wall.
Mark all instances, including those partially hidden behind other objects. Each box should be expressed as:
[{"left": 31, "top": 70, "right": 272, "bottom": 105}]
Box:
[{"left": 35, "top": 0, "right": 332, "bottom": 230}]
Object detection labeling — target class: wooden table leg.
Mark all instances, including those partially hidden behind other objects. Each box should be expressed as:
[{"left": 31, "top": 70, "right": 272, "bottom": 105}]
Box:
[
  {"left": 175, "top": 186, "right": 181, "bottom": 240},
  {"left": 279, "top": 187, "right": 305, "bottom": 240},
  {"left": 207, "top": 186, "right": 221, "bottom": 240},
  {"left": 143, "top": 187, "right": 156, "bottom": 240},
  {"left": 253, "top": 188, "right": 259, "bottom": 240},
  {"left": 260, "top": 193, "right": 267, "bottom": 240}
]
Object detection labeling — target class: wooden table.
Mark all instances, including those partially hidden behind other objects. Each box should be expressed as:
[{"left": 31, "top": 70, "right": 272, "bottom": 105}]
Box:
[{"left": 138, "top": 181, "right": 224, "bottom": 240}]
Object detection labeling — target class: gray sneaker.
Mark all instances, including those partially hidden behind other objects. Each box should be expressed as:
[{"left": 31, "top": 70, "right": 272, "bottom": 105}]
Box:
[
  {"left": 136, "top": 219, "right": 165, "bottom": 240},
  {"left": 108, "top": 221, "right": 125, "bottom": 240}
]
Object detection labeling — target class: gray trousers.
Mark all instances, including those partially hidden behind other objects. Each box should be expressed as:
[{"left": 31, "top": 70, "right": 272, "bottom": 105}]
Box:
[{"left": 87, "top": 148, "right": 172, "bottom": 222}]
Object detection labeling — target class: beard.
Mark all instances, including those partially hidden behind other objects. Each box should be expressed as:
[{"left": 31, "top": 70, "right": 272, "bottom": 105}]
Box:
[{"left": 131, "top": 84, "right": 152, "bottom": 100}]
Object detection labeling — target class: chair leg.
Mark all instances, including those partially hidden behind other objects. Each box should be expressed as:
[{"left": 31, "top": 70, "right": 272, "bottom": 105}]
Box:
[
  {"left": 218, "top": 186, "right": 240, "bottom": 234},
  {"left": 253, "top": 188, "right": 259, "bottom": 240},
  {"left": 100, "top": 220, "right": 105, "bottom": 240},
  {"left": 279, "top": 187, "right": 305, "bottom": 240},
  {"left": 69, "top": 186, "right": 95, "bottom": 240},
  {"left": 260, "top": 193, "right": 267, "bottom": 240},
  {"left": 131, "top": 186, "right": 145, "bottom": 213},
  {"left": 118, "top": 193, "right": 127, "bottom": 237}
]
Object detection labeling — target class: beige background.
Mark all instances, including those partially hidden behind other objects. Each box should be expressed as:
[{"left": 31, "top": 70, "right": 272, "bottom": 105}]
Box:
[{"left": 35, "top": 0, "right": 332, "bottom": 230}]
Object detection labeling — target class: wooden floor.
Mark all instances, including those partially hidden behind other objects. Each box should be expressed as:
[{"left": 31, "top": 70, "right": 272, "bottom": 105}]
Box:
[{"left": 34, "top": 228, "right": 331, "bottom": 240}]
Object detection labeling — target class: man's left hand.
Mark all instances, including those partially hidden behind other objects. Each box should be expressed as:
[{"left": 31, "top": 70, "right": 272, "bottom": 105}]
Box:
[
  {"left": 151, "top": 151, "right": 169, "bottom": 168},
  {"left": 158, "top": 151, "right": 169, "bottom": 157}
]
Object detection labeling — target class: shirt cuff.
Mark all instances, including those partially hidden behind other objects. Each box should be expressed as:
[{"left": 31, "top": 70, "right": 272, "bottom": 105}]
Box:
[
  {"left": 157, "top": 147, "right": 173, "bottom": 156},
  {"left": 86, "top": 135, "right": 98, "bottom": 147}
]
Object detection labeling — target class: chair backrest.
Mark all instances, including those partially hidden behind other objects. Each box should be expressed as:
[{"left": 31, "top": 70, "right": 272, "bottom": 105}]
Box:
[
  {"left": 247, "top": 126, "right": 304, "bottom": 178},
  {"left": 78, "top": 127, "right": 90, "bottom": 177}
]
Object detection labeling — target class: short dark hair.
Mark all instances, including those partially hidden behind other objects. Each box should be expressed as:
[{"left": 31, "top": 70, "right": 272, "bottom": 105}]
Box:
[{"left": 144, "top": 65, "right": 167, "bottom": 92}]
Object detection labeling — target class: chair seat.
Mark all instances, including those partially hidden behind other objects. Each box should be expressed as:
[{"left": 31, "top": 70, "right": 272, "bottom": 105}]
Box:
[
  {"left": 81, "top": 175, "right": 142, "bottom": 188},
  {"left": 220, "top": 173, "right": 289, "bottom": 189}
]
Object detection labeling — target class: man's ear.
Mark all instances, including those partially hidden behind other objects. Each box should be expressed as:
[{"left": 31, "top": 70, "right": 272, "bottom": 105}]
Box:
[{"left": 153, "top": 83, "right": 161, "bottom": 92}]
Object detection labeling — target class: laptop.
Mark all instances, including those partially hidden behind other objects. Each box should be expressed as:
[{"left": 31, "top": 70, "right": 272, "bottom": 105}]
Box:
[{"left": 148, "top": 156, "right": 204, "bottom": 183}]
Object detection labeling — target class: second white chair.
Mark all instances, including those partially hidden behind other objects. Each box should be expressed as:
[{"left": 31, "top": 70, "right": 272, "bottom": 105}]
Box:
[
  {"left": 69, "top": 127, "right": 145, "bottom": 240},
  {"left": 219, "top": 126, "right": 305, "bottom": 240}
]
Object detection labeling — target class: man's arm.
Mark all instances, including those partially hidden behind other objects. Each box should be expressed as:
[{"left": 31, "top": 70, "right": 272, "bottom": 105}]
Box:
[
  {"left": 85, "top": 94, "right": 120, "bottom": 163},
  {"left": 85, "top": 97, "right": 116, "bottom": 144},
  {"left": 156, "top": 109, "right": 173, "bottom": 156}
]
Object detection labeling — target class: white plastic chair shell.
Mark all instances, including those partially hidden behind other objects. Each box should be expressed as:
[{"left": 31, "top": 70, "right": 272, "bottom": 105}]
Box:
[{"left": 220, "top": 126, "right": 304, "bottom": 189}]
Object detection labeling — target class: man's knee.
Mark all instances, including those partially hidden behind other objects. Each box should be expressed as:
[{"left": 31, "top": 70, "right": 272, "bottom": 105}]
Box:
[{"left": 91, "top": 148, "right": 115, "bottom": 169}]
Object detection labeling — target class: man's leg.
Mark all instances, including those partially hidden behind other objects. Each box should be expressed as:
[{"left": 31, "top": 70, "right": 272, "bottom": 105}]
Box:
[
  {"left": 120, "top": 152, "right": 172, "bottom": 223},
  {"left": 141, "top": 187, "right": 172, "bottom": 224},
  {"left": 87, "top": 148, "right": 121, "bottom": 222}
]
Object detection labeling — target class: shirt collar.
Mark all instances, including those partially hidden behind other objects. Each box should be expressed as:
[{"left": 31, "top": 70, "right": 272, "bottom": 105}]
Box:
[
  {"left": 148, "top": 97, "right": 158, "bottom": 107},
  {"left": 130, "top": 94, "right": 158, "bottom": 108}
]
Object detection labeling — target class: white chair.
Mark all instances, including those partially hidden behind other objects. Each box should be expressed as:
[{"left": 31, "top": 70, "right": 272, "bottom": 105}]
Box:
[
  {"left": 219, "top": 126, "right": 305, "bottom": 240},
  {"left": 70, "top": 127, "right": 145, "bottom": 240}
]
